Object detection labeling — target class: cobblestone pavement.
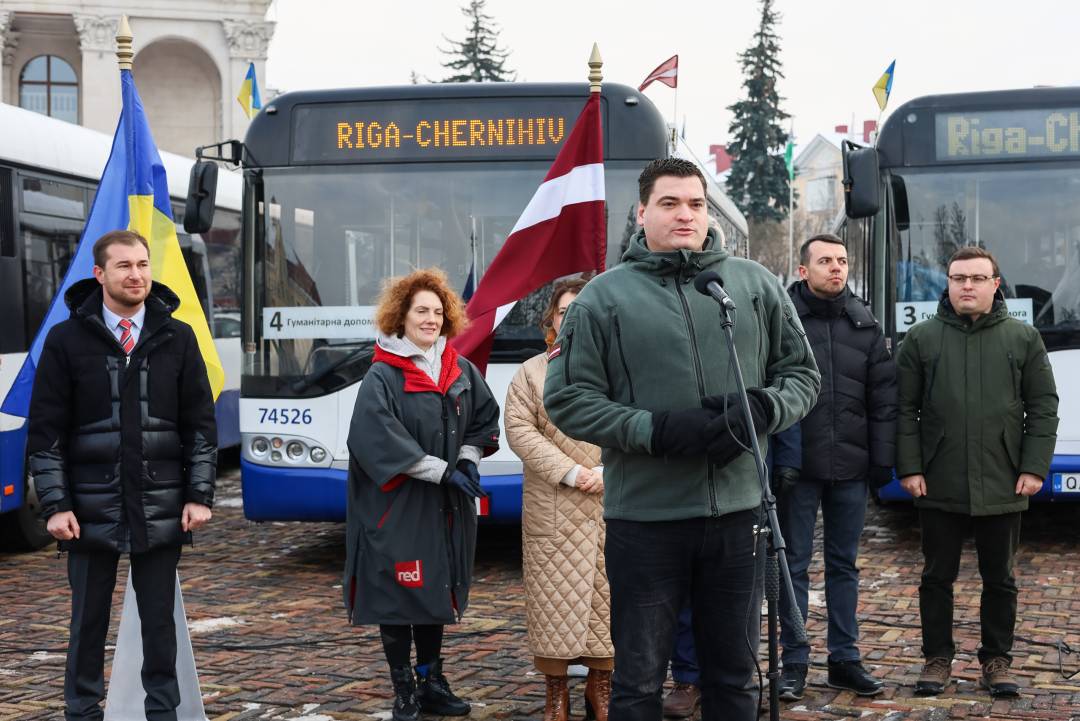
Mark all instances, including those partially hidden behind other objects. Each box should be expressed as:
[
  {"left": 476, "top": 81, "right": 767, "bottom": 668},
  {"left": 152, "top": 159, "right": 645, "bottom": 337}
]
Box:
[{"left": 1, "top": 461, "right": 1078, "bottom": 720}]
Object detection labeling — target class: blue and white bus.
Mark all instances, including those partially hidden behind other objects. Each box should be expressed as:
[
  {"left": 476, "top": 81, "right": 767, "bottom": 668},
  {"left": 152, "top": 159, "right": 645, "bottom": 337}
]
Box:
[
  {"left": 0, "top": 103, "right": 243, "bottom": 548},
  {"left": 196, "top": 82, "right": 747, "bottom": 523},
  {"left": 838, "top": 86, "right": 1080, "bottom": 502}
]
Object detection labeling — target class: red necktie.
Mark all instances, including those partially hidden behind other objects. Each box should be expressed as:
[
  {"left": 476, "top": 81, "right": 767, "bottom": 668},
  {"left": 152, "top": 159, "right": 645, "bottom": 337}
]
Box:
[{"left": 118, "top": 318, "right": 135, "bottom": 354}]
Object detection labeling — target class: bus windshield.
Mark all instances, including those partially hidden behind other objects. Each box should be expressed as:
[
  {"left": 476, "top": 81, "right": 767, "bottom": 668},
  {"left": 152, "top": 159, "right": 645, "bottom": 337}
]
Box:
[
  {"left": 245, "top": 160, "right": 644, "bottom": 397},
  {"left": 893, "top": 163, "right": 1080, "bottom": 347}
]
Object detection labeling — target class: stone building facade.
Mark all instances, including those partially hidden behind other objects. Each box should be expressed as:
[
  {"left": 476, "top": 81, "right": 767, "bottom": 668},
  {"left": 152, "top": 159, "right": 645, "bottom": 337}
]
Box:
[{"left": 0, "top": 1, "right": 273, "bottom": 156}]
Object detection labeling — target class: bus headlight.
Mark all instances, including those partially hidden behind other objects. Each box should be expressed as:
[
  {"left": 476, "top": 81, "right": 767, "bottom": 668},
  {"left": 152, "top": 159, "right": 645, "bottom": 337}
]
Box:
[
  {"left": 310, "top": 446, "right": 327, "bottom": 463},
  {"left": 286, "top": 441, "right": 305, "bottom": 460},
  {"left": 251, "top": 437, "right": 270, "bottom": 456}
]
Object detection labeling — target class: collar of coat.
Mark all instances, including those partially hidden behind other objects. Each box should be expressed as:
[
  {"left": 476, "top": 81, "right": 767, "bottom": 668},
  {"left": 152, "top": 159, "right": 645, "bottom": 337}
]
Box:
[
  {"left": 790, "top": 280, "right": 877, "bottom": 329},
  {"left": 936, "top": 288, "right": 1010, "bottom": 330},
  {"left": 373, "top": 342, "right": 463, "bottom": 395}
]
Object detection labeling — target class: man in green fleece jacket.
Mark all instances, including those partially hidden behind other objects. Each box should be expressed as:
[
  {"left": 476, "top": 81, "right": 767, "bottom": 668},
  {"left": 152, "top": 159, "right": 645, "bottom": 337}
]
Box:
[
  {"left": 543, "top": 158, "right": 820, "bottom": 721},
  {"left": 896, "top": 246, "right": 1058, "bottom": 700}
]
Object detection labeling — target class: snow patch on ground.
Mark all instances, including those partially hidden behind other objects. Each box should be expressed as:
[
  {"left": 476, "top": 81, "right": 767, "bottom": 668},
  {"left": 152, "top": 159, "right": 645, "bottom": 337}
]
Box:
[{"left": 188, "top": 616, "right": 244, "bottom": 633}]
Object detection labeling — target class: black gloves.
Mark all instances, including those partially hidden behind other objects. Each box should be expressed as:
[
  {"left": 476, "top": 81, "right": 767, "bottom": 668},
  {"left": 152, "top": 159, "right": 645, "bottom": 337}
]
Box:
[
  {"left": 771, "top": 465, "right": 800, "bottom": 498},
  {"left": 457, "top": 459, "right": 481, "bottom": 485},
  {"left": 869, "top": 466, "right": 894, "bottom": 490},
  {"left": 650, "top": 407, "right": 718, "bottom": 457},
  {"left": 444, "top": 460, "right": 486, "bottom": 499},
  {"left": 701, "top": 389, "right": 773, "bottom": 466}
]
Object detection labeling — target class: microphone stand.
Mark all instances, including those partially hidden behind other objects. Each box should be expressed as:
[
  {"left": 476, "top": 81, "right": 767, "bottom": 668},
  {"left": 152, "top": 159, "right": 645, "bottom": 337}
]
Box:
[{"left": 711, "top": 297, "right": 807, "bottom": 721}]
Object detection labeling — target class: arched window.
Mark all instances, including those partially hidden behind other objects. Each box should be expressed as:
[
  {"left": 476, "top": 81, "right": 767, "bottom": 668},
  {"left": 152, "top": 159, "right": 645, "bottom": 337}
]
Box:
[{"left": 19, "top": 55, "right": 79, "bottom": 123}]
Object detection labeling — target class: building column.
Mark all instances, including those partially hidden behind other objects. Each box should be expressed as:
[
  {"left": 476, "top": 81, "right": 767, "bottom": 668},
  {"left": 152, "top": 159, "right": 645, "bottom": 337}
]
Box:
[
  {"left": 0, "top": 11, "right": 18, "bottom": 106},
  {"left": 221, "top": 18, "right": 274, "bottom": 141},
  {"left": 73, "top": 13, "right": 121, "bottom": 133}
]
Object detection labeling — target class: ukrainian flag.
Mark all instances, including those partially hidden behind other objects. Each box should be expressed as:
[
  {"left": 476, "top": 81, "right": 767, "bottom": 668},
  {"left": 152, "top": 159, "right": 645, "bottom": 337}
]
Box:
[
  {"left": 1, "top": 68, "right": 224, "bottom": 417},
  {"left": 236, "top": 62, "right": 262, "bottom": 120},
  {"left": 873, "top": 60, "right": 896, "bottom": 111}
]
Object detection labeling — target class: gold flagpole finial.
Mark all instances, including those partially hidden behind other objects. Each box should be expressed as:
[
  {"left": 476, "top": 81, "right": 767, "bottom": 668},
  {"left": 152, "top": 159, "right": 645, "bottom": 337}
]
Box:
[
  {"left": 116, "top": 15, "right": 133, "bottom": 71},
  {"left": 588, "top": 43, "right": 603, "bottom": 93}
]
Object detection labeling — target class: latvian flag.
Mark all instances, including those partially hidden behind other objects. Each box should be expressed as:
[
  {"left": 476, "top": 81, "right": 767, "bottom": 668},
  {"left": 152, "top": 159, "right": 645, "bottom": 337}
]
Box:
[
  {"left": 451, "top": 92, "right": 605, "bottom": 373},
  {"left": 638, "top": 55, "right": 678, "bottom": 92}
]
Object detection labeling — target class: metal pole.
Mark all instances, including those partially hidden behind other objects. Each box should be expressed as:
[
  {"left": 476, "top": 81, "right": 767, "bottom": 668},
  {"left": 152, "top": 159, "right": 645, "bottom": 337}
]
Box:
[{"left": 787, "top": 179, "right": 794, "bottom": 281}]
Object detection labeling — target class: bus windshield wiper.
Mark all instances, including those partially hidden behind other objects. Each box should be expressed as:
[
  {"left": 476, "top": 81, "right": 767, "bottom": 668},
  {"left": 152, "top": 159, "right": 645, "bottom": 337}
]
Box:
[{"left": 290, "top": 346, "right": 375, "bottom": 394}]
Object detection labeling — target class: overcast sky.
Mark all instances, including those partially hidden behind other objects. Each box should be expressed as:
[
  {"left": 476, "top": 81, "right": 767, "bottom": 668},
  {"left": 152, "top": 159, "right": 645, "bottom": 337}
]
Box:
[{"left": 264, "top": 0, "right": 1079, "bottom": 161}]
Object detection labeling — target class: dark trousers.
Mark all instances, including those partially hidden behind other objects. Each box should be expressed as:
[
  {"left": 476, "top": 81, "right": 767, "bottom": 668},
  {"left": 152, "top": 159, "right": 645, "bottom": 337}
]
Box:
[
  {"left": 670, "top": 604, "right": 699, "bottom": 685},
  {"left": 605, "top": 511, "right": 764, "bottom": 721},
  {"left": 777, "top": 479, "right": 867, "bottom": 665},
  {"left": 379, "top": 624, "right": 444, "bottom": 668},
  {"left": 65, "top": 546, "right": 182, "bottom": 721},
  {"left": 918, "top": 509, "right": 1022, "bottom": 663}
]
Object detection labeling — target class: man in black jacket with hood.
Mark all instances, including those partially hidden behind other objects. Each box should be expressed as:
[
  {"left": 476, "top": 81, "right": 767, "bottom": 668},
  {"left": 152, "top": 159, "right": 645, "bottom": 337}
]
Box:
[
  {"left": 775, "top": 233, "right": 897, "bottom": 701},
  {"left": 28, "top": 230, "right": 217, "bottom": 721}
]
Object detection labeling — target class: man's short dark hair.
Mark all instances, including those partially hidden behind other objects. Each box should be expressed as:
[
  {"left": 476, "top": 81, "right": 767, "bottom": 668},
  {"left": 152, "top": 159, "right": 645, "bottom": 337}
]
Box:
[
  {"left": 799, "top": 233, "right": 845, "bottom": 266},
  {"left": 93, "top": 230, "right": 149, "bottom": 268},
  {"left": 947, "top": 245, "right": 1000, "bottom": 277},
  {"left": 638, "top": 158, "right": 707, "bottom": 204}
]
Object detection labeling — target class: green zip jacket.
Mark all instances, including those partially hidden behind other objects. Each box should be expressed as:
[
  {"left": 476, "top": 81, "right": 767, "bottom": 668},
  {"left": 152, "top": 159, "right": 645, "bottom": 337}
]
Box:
[
  {"left": 895, "top": 293, "right": 1059, "bottom": 516},
  {"left": 543, "top": 229, "right": 820, "bottom": 522}
]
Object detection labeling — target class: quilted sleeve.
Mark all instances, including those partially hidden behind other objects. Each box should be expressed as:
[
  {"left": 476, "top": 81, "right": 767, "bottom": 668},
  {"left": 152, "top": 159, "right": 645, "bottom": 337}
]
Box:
[{"left": 505, "top": 362, "right": 578, "bottom": 487}]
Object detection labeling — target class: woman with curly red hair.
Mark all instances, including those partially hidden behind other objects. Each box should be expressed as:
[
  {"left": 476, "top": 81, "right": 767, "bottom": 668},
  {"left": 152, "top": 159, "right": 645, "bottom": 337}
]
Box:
[{"left": 343, "top": 268, "right": 500, "bottom": 720}]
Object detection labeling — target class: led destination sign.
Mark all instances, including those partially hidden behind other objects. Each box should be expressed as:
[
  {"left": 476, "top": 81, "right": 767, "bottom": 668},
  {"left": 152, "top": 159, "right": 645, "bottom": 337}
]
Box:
[
  {"left": 936, "top": 108, "right": 1080, "bottom": 161},
  {"left": 292, "top": 97, "right": 588, "bottom": 163}
]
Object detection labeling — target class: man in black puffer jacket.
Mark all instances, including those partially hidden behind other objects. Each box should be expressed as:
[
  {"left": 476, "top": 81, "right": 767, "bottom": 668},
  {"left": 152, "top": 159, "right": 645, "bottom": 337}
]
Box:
[
  {"left": 775, "top": 233, "right": 896, "bottom": 702},
  {"left": 28, "top": 230, "right": 217, "bottom": 721}
]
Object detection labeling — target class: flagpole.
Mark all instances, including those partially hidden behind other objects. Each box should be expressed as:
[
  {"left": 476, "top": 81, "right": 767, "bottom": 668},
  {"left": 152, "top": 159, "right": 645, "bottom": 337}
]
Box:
[
  {"left": 787, "top": 122, "right": 795, "bottom": 281},
  {"left": 671, "top": 81, "right": 679, "bottom": 154}
]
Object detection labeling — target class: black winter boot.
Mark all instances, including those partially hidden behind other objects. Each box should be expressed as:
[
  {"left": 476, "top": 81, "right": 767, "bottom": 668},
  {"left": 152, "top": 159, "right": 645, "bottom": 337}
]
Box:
[
  {"left": 390, "top": 665, "right": 420, "bottom": 721},
  {"left": 415, "top": 658, "right": 470, "bottom": 716}
]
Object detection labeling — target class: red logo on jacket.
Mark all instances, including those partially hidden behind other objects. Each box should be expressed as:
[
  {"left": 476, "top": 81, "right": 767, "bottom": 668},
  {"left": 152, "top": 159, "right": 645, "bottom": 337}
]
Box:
[{"left": 395, "top": 560, "right": 424, "bottom": 588}]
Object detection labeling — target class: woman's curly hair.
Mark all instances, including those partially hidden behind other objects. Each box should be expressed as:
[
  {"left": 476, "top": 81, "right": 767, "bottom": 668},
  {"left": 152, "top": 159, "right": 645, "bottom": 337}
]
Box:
[
  {"left": 374, "top": 268, "right": 469, "bottom": 339},
  {"left": 540, "top": 274, "right": 592, "bottom": 348}
]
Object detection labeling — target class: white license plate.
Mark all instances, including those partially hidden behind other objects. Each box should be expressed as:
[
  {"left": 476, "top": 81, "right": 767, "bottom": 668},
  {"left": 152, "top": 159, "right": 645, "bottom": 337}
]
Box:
[{"left": 1052, "top": 473, "right": 1080, "bottom": 493}]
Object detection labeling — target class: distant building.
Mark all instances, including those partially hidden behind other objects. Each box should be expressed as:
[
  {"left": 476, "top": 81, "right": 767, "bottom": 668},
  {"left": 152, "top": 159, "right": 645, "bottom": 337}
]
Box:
[
  {"left": 0, "top": 1, "right": 273, "bottom": 157},
  {"left": 791, "top": 120, "right": 877, "bottom": 236}
]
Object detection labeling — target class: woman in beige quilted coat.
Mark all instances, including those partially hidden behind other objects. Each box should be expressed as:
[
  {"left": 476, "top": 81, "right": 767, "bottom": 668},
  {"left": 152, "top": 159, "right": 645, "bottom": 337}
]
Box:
[{"left": 505, "top": 276, "right": 613, "bottom": 721}]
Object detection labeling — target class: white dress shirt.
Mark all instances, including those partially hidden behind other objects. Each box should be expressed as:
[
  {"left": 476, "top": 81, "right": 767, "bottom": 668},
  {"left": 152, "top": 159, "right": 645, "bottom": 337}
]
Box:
[{"left": 102, "top": 303, "right": 146, "bottom": 350}]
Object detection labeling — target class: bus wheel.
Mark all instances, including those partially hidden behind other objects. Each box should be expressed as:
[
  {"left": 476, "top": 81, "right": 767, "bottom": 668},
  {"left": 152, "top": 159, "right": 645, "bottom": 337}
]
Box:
[{"left": 0, "top": 470, "right": 52, "bottom": 551}]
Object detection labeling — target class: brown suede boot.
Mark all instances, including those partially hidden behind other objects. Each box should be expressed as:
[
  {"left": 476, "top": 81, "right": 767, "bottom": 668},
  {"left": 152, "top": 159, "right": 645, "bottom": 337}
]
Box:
[
  {"left": 584, "top": 668, "right": 611, "bottom": 721},
  {"left": 543, "top": 675, "right": 570, "bottom": 721}
]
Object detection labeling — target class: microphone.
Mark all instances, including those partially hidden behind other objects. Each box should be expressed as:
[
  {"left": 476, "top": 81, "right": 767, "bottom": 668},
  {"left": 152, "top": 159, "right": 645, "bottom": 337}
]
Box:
[{"left": 693, "top": 270, "right": 736, "bottom": 311}]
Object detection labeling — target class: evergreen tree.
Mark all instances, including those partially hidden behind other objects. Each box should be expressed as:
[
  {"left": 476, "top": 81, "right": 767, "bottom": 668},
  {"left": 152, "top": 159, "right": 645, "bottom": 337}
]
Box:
[
  {"left": 725, "top": 0, "right": 790, "bottom": 223},
  {"left": 440, "top": 0, "right": 515, "bottom": 83}
]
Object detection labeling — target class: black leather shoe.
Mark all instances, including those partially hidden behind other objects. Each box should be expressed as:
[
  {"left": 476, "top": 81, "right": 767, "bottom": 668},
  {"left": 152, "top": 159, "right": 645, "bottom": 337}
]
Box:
[
  {"left": 415, "top": 658, "right": 470, "bottom": 716},
  {"left": 827, "top": 660, "right": 883, "bottom": 696},
  {"left": 777, "top": 663, "right": 807, "bottom": 701}
]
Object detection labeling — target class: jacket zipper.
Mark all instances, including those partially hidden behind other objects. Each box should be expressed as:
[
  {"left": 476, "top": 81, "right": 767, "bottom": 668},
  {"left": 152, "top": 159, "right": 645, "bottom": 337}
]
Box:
[
  {"left": 674, "top": 268, "right": 718, "bottom": 516},
  {"left": 440, "top": 393, "right": 459, "bottom": 619},
  {"left": 827, "top": 321, "right": 836, "bottom": 481},
  {"left": 613, "top": 315, "right": 636, "bottom": 403}
]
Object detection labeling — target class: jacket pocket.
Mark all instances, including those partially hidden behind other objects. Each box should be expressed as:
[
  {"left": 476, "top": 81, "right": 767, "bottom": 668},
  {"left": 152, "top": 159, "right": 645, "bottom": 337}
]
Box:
[
  {"left": 562, "top": 329, "right": 574, "bottom": 385},
  {"left": 612, "top": 314, "right": 636, "bottom": 404},
  {"left": 1007, "top": 351, "right": 1022, "bottom": 401},
  {"left": 1001, "top": 427, "right": 1022, "bottom": 471},
  {"left": 921, "top": 425, "right": 945, "bottom": 471},
  {"left": 751, "top": 295, "right": 768, "bottom": 376}
]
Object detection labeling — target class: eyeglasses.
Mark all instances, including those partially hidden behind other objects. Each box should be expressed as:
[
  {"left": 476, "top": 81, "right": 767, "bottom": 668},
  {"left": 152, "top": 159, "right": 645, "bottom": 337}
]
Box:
[{"left": 947, "top": 274, "right": 997, "bottom": 286}]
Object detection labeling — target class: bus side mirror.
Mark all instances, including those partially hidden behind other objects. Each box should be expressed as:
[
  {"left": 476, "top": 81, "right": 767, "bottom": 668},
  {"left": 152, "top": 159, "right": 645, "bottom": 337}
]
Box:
[
  {"left": 842, "top": 140, "right": 880, "bottom": 219},
  {"left": 184, "top": 161, "right": 218, "bottom": 234}
]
